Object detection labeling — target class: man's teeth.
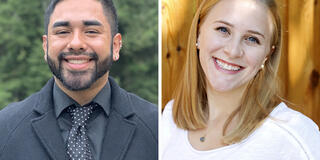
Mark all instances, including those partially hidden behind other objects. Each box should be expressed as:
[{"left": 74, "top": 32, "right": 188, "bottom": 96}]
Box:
[
  {"left": 216, "top": 59, "right": 241, "bottom": 71},
  {"left": 68, "top": 59, "right": 88, "bottom": 64}
]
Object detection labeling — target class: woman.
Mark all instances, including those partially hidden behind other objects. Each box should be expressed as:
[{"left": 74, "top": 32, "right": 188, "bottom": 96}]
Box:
[{"left": 161, "top": 0, "right": 320, "bottom": 159}]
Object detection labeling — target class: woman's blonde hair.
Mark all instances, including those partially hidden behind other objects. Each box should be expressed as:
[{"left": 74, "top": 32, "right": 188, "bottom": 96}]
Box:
[{"left": 172, "top": 0, "right": 282, "bottom": 144}]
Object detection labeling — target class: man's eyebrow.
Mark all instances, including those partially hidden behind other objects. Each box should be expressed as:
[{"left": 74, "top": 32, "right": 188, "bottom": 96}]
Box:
[
  {"left": 53, "top": 21, "right": 70, "bottom": 28},
  {"left": 83, "top": 20, "right": 102, "bottom": 26}
]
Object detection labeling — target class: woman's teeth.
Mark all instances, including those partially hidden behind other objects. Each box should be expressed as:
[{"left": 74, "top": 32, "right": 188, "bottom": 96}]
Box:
[{"left": 216, "top": 59, "right": 241, "bottom": 71}]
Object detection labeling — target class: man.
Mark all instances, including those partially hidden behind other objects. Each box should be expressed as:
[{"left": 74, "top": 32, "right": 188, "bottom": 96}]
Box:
[{"left": 0, "top": 0, "right": 158, "bottom": 159}]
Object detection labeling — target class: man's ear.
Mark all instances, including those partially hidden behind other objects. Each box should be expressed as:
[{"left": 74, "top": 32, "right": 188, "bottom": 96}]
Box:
[
  {"left": 112, "top": 33, "right": 122, "bottom": 61},
  {"left": 42, "top": 35, "right": 48, "bottom": 62}
]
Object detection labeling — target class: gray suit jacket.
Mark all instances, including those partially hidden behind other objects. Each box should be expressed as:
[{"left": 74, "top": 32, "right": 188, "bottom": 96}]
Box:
[{"left": 0, "top": 78, "right": 158, "bottom": 160}]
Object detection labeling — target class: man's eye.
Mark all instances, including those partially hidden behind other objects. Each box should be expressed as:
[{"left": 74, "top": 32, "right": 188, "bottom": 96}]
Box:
[
  {"left": 246, "top": 36, "right": 260, "bottom": 44},
  {"left": 216, "top": 27, "right": 230, "bottom": 34},
  {"left": 86, "top": 30, "right": 99, "bottom": 34},
  {"left": 56, "top": 31, "right": 70, "bottom": 35}
]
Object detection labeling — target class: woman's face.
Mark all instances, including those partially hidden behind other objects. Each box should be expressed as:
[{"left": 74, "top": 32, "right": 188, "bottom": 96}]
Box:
[{"left": 198, "top": 0, "right": 274, "bottom": 93}]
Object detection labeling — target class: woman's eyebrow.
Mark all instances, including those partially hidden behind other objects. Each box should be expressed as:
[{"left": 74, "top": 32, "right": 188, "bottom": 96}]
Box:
[
  {"left": 214, "top": 20, "right": 234, "bottom": 27},
  {"left": 247, "top": 30, "right": 265, "bottom": 39}
]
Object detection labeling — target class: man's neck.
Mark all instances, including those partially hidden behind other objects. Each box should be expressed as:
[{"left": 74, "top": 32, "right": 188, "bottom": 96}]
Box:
[{"left": 54, "top": 73, "right": 109, "bottom": 106}]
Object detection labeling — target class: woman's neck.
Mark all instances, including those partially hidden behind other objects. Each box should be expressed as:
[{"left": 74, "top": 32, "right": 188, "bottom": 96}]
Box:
[{"left": 206, "top": 82, "right": 248, "bottom": 121}]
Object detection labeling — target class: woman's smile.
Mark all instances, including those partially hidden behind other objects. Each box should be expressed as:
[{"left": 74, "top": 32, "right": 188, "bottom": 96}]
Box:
[{"left": 213, "top": 57, "right": 244, "bottom": 74}]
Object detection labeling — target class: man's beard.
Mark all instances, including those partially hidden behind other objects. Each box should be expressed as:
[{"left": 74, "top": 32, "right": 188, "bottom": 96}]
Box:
[{"left": 47, "top": 50, "right": 113, "bottom": 91}]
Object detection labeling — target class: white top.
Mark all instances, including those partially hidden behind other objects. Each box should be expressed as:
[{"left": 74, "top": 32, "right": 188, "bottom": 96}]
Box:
[{"left": 160, "top": 100, "right": 320, "bottom": 160}]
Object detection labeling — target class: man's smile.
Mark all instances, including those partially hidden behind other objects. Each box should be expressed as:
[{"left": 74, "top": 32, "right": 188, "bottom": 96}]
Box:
[{"left": 63, "top": 55, "right": 95, "bottom": 70}]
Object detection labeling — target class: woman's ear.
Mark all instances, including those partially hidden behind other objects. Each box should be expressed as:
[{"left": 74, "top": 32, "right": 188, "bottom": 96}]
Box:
[
  {"left": 196, "top": 35, "right": 200, "bottom": 49},
  {"left": 270, "top": 45, "right": 275, "bottom": 54}
]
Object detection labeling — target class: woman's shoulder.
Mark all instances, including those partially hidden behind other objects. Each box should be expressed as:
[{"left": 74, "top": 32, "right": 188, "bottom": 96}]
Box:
[
  {"left": 162, "top": 100, "right": 175, "bottom": 127},
  {"left": 161, "top": 100, "right": 184, "bottom": 155},
  {"left": 163, "top": 100, "right": 174, "bottom": 114},
  {"left": 268, "top": 102, "right": 320, "bottom": 136},
  {"left": 264, "top": 102, "right": 320, "bottom": 159}
]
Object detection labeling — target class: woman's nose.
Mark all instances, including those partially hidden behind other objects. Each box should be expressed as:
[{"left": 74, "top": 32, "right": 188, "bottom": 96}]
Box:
[{"left": 223, "top": 37, "right": 243, "bottom": 58}]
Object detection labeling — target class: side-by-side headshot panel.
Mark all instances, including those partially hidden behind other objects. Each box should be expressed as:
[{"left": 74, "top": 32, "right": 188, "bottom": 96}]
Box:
[{"left": 0, "top": 0, "right": 319, "bottom": 160}]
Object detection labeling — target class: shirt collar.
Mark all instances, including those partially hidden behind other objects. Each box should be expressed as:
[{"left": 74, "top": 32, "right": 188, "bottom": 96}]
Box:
[
  {"left": 53, "top": 81, "right": 111, "bottom": 118},
  {"left": 93, "top": 81, "right": 111, "bottom": 116}
]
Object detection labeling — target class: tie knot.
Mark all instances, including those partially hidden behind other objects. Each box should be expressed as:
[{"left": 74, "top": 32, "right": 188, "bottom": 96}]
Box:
[{"left": 68, "top": 103, "right": 94, "bottom": 127}]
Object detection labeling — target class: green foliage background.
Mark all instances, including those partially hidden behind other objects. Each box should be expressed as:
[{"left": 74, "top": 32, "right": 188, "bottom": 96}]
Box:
[{"left": 0, "top": 0, "right": 158, "bottom": 109}]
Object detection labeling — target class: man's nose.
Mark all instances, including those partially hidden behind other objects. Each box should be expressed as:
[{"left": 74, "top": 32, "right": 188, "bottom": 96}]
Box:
[{"left": 67, "top": 31, "right": 87, "bottom": 52}]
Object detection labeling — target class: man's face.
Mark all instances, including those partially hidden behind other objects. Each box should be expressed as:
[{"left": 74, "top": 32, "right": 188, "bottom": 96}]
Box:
[{"left": 43, "top": 0, "right": 121, "bottom": 91}]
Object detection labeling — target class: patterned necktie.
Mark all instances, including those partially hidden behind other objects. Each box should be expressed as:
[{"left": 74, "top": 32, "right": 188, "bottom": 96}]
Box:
[{"left": 67, "top": 104, "right": 94, "bottom": 160}]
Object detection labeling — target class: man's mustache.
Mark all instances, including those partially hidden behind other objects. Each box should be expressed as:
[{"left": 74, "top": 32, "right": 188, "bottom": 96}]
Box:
[{"left": 58, "top": 52, "right": 99, "bottom": 61}]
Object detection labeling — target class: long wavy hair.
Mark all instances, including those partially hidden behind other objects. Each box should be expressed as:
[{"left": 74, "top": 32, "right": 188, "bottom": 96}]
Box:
[{"left": 172, "top": 0, "right": 283, "bottom": 144}]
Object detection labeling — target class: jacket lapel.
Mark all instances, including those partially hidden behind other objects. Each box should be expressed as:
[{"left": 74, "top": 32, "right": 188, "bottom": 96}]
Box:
[
  {"left": 31, "top": 78, "right": 68, "bottom": 160},
  {"left": 31, "top": 110, "right": 68, "bottom": 160},
  {"left": 100, "top": 113, "right": 136, "bottom": 160},
  {"left": 100, "top": 77, "right": 137, "bottom": 160}
]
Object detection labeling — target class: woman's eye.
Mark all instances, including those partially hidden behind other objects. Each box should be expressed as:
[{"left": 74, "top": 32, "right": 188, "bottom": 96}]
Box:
[
  {"left": 246, "top": 36, "right": 260, "bottom": 44},
  {"left": 216, "top": 27, "right": 229, "bottom": 34}
]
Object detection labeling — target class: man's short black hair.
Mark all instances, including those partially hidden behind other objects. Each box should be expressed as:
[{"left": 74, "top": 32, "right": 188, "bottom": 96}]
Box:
[{"left": 44, "top": 0, "right": 118, "bottom": 37}]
